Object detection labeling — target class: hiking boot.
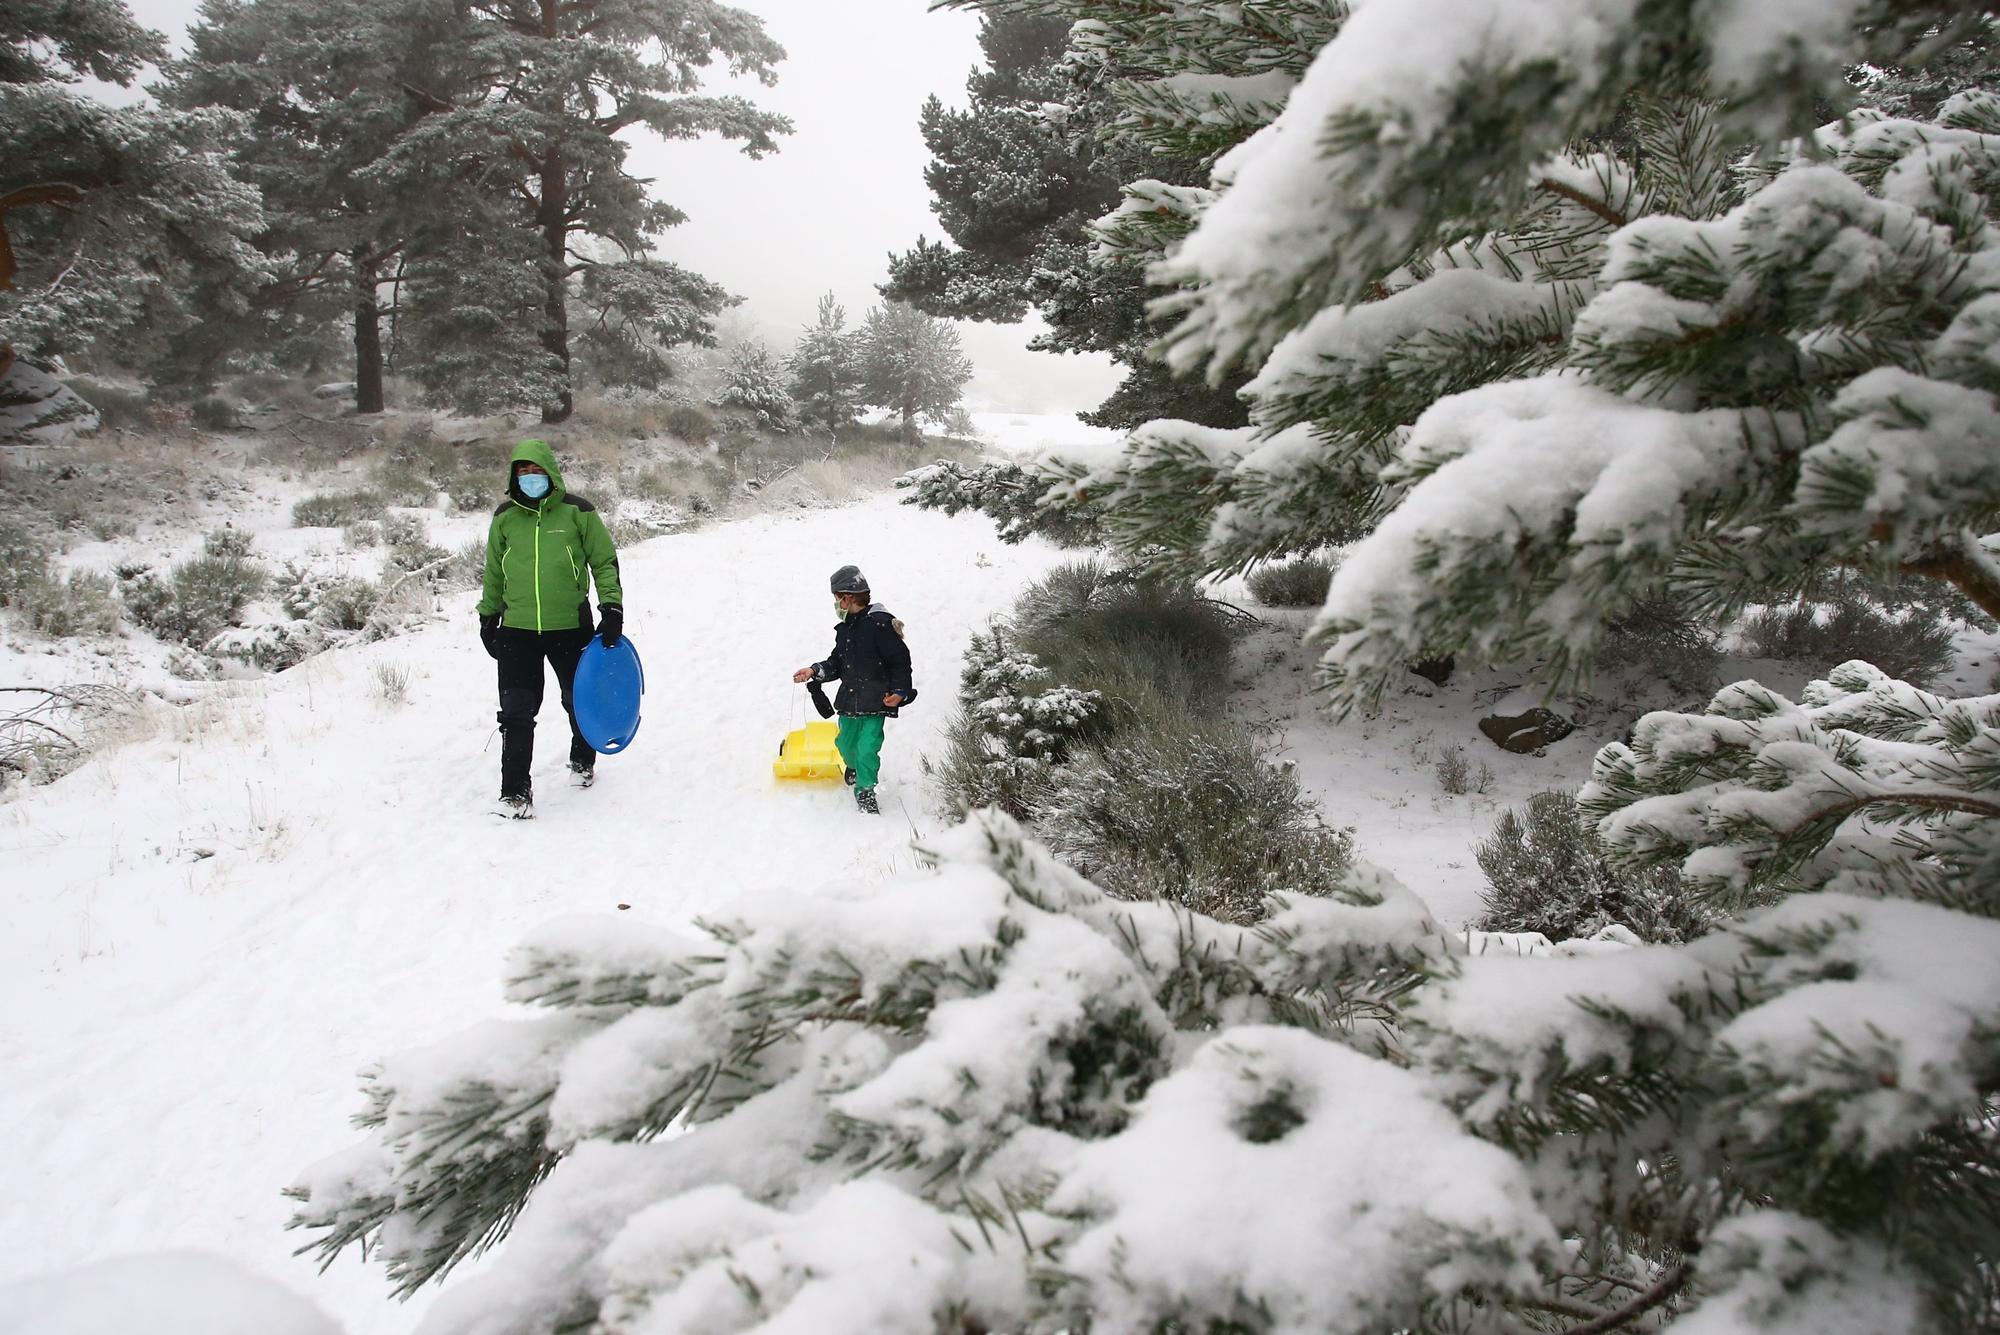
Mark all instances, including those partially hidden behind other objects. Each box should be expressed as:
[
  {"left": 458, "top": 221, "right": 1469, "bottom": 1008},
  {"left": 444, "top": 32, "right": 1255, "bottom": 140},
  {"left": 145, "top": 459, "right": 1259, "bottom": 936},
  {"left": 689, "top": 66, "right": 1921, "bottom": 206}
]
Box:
[
  {"left": 855, "top": 786, "right": 880, "bottom": 815},
  {"left": 494, "top": 793, "right": 535, "bottom": 820},
  {"left": 843, "top": 766, "right": 856, "bottom": 787},
  {"left": 569, "top": 761, "right": 595, "bottom": 789}
]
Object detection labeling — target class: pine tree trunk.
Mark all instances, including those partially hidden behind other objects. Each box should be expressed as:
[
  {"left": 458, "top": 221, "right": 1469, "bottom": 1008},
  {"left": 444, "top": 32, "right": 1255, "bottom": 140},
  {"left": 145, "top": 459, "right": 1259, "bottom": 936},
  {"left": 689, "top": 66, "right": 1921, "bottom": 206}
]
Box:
[
  {"left": 538, "top": 144, "right": 573, "bottom": 425},
  {"left": 353, "top": 251, "right": 384, "bottom": 415}
]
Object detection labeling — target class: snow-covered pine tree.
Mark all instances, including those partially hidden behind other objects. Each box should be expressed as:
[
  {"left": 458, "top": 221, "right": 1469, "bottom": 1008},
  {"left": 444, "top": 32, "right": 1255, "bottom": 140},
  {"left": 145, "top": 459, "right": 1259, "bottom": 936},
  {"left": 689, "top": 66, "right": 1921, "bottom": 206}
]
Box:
[
  {"left": 161, "top": 0, "right": 460, "bottom": 411},
  {"left": 785, "top": 292, "right": 862, "bottom": 435},
  {"left": 375, "top": 0, "right": 791, "bottom": 421},
  {"left": 922, "top": 4, "right": 2000, "bottom": 701},
  {"left": 942, "top": 624, "right": 1099, "bottom": 815},
  {"left": 1, "top": 0, "right": 265, "bottom": 394},
  {"left": 856, "top": 302, "right": 974, "bottom": 444},
  {"left": 884, "top": 12, "right": 1246, "bottom": 429},
  {"left": 712, "top": 338, "right": 795, "bottom": 433},
  {"left": 292, "top": 687, "right": 2000, "bottom": 1331}
]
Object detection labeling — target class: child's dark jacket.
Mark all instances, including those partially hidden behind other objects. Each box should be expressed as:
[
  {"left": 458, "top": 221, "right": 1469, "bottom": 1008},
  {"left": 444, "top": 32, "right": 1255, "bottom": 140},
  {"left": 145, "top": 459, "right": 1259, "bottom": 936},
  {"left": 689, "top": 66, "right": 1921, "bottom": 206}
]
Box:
[{"left": 811, "top": 604, "right": 915, "bottom": 716}]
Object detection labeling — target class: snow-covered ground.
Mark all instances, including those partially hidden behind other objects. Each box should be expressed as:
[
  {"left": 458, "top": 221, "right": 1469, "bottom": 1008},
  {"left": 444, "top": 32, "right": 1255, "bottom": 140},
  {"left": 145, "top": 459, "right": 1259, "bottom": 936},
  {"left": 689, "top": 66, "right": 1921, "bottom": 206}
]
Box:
[{"left": 0, "top": 417, "right": 1603, "bottom": 1332}]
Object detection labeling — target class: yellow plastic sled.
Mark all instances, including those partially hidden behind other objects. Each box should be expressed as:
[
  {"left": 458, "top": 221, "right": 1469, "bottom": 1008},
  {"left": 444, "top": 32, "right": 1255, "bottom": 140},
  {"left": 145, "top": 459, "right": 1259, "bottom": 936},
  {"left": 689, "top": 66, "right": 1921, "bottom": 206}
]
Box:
[{"left": 773, "top": 719, "right": 844, "bottom": 781}]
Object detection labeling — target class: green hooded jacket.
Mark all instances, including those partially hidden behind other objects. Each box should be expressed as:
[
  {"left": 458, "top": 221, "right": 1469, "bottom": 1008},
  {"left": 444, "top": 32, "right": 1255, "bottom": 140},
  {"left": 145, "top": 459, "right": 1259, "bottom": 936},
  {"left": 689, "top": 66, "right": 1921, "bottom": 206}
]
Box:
[{"left": 476, "top": 439, "right": 623, "bottom": 631}]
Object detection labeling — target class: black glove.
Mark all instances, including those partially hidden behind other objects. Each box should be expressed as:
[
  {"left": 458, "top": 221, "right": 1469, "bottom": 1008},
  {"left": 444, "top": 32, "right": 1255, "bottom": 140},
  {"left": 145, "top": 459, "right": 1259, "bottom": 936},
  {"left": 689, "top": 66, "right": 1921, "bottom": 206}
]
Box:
[
  {"left": 806, "top": 680, "right": 834, "bottom": 718},
  {"left": 479, "top": 612, "right": 501, "bottom": 659},
  {"left": 597, "top": 603, "right": 623, "bottom": 648}
]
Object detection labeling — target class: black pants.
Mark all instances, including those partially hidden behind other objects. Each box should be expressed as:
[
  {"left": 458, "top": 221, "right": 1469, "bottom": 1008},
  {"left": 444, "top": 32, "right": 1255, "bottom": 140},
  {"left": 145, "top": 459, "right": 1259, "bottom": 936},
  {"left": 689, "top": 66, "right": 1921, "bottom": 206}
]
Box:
[{"left": 495, "top": 626, "right": 595, "bottom": 798}]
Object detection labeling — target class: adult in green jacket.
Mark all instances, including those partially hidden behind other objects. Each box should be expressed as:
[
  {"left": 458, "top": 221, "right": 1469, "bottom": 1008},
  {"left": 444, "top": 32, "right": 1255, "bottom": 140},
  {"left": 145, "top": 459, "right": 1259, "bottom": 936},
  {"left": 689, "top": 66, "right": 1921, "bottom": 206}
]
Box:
[{"left": 476, "top": 439, "right": 624, "bottom": 818}]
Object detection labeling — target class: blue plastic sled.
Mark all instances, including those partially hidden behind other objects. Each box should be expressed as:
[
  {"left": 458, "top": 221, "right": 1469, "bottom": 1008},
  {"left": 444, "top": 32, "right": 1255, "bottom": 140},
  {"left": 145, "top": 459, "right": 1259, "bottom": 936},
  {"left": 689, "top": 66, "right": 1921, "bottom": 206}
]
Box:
[{"left": 573, "top": 633, "right": 645, "bottom": 754}]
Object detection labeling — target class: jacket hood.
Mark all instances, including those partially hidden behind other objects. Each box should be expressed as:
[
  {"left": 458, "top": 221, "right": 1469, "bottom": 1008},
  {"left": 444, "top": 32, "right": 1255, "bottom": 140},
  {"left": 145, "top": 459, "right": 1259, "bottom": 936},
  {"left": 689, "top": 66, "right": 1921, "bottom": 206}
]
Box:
[{"left": 508, "top": 438, "right": 565, "bottom": 506}]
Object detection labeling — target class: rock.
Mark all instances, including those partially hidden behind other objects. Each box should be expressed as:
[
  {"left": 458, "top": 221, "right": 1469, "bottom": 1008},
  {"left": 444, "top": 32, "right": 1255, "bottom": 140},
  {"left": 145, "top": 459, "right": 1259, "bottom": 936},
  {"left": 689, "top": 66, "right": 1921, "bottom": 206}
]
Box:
[
  {"left": 312, "top": 381, "right": 357, "bottom": 401},
  {"left": 1478, "top": 706, "right": 1575, "bottom": 754},
  {"left": 0, "top": 359, "right": 100, "bottom": 445}
]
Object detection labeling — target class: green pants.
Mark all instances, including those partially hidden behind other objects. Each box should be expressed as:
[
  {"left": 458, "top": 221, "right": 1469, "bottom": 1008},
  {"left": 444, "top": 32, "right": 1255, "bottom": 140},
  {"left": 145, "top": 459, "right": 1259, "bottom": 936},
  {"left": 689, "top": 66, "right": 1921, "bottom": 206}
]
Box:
[{"left": 835, "top": 714, "right": 886, "bottom": 789}]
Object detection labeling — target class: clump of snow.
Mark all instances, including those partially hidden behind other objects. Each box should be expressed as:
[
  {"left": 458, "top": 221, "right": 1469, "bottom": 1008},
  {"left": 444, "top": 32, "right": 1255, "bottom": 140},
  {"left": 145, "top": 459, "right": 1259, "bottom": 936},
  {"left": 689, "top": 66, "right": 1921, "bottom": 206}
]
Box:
[
  {"left": 1053, "top": 1027, "right": 1557, "bottom": 1331},
  {"left": 0, "top": 1252, "right": 341, "bottom": 1335}
]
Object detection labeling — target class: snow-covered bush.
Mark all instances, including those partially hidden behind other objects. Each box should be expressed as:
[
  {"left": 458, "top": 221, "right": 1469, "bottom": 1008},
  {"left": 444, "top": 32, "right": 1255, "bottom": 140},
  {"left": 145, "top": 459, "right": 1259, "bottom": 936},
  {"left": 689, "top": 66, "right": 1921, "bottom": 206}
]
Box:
[
  {"left": 293, "top": 741, "right": 2000, "bottom": 1332},
  {"left": 1739, "top": 575, "right": 1960, "bottom": 689},
  {"left": 1598, "top": 596, "right": 1725, "bottom": 700},
  {"left": 121, "top": 555, "right": 267, "bottom": 647},
  {"left": 0, "top": 516, "right": 56, "bottom": 604},
  {"left": 293, "top": 489, "right": 382, "bottom": 528},
  {"left": 201, "top": 525, "right": 254, "bottom": 560},
  {"left": 933, "top": 625, "right": 1099, "bottom": 817},
  {"left": 382, "top": 514, "right": 448, "bottom": 574},
  {"left": 209, "top": 619, "right": 332, "bottom": 672},
  {"left": 1012, "top": 562, "right": 1241, "bottom": 722},
  {"left": 16, "top": 569, "right": 122, "bottom": 639},
  {"left": 343, "top": 520, "right": 382, "bottom": 548},
  {"left": 1041, "top": 727, "right": 1356, "bottom": 922},
  {"left": 1475, "top": 790, "right": 1711, "bottom": 945},
  {"left": 277, "top": 563, "right": 379, "bottom": 631},
  {"left": 1246, "top": 554, "right": 1335, "bottom": 608},
  {"left": 190, "top": 394, "right": 239, "bottom": 430}
]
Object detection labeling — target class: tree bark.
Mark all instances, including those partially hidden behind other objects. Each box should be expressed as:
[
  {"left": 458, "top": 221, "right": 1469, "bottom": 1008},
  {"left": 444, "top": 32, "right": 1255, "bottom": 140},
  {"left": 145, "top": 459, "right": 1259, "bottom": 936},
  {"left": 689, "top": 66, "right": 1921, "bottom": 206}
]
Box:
[
  {"left": 538, "top": 144, "right": 573, "bottom": 424},
  {"left": 353, "top": 250, "right": 384, "bottom": 415},
  {"left": 537, "top": 0, "right": 572, "bottom": 424},
  {"left": 901, "top": 391, "right": 917, "bottom": 444}
]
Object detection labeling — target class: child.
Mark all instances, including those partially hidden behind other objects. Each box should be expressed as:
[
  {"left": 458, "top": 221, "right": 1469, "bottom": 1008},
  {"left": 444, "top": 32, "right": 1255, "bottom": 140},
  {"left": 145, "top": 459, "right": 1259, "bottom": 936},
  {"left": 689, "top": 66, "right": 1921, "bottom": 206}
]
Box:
[{"left": 792, "top": 565, "right": 914, "bottom": 814}]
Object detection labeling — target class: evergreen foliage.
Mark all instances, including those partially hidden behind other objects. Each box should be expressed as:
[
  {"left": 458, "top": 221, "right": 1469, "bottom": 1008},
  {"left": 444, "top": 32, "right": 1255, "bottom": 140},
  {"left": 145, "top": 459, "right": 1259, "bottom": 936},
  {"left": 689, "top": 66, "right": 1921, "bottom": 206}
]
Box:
[
  {"left": 1246, "top": 554, "right": 1336, "bottom": 608},
  {"left": 1474, "top": 790, "right": 1713, "bottom": 944},
  {"left": 1740, "top": 572, "right": 1963, "bottom": 689},
  {"left": 1, "top": 0, "right": 265, "bottom": 392},
  {"left": 785, "top": 292, "right": 862, "bottom": 435},
  {"left": 712, "top": 339, "right": 795, "bottom": 433},
  {"left": 918, "top": 2, "right": 2000, "bottom": 716},
  {"left": 884, "top": 14, "right": 1245, "bottom": 429},
  {"left": 855, "top": 303, "right": 974, "bottom": 444},
  {"left": 295, "top": 684, "right": 2000, "bottom": 1330},
  {"left": 160, "top": 0, "right": 454, "bottom": 410}
]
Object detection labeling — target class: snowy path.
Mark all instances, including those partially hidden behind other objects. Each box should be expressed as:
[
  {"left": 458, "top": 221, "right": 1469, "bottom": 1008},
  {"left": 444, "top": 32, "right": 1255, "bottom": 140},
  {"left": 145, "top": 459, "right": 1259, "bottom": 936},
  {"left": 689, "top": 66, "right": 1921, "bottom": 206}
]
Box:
[{"left": 0, "top": 494, "right": 1072, "bottom": 1332}]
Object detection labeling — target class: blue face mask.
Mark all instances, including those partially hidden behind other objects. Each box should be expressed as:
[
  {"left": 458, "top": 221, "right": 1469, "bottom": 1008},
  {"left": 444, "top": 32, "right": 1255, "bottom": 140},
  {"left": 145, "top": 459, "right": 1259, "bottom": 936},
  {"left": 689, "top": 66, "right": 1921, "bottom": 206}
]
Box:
[{"left": 517, "top": 472, "right": 551, "bottom": 500}]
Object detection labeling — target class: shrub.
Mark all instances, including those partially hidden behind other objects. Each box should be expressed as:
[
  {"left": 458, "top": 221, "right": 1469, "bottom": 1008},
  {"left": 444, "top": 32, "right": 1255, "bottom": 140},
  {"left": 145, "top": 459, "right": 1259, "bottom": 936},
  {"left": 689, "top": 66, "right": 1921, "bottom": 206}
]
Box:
[
  {"left": 209, "top": 619, "right": 330, "bottom": 671},
  {"left": 1039, "top": 728, "right": 1356, "bottom": 924},
  {"left": 1013, "top": 562, "right": 1241, "bottom": 722},
  {"left": 663, "top": 403, "right": 716, "bottom": 444},
  {"left": 1473, "top": 790, "right": 1713, "bottom": 944},
  {"left": 343, "top": 520, "right": 383, "bottom": 548},
  {"left": 294, "top": 490, "right": 383, "bottom": 528},
  {"left": 0, "top": 518, "right": 55, "bottom": 603},
  {"left": 382, "top": 514, "right": 448, "bottom": 574},
  {"left": 932, "top": 626, "right": 1101, "bottom": 818},
  {"left": 1598, "top": 595, "right": 1724, "bottom": 697},
  {"left": 191, "top": 395, "right": 240, "bottom": 430},
  {"left": 124, "top": 555, "right": 267, "bottom": 646},
  {"left": 201, "top": 526, "right": 254, "bottom": 559},
  {"left": 17, "top": 569, "right": 121, "bottom": 638},
  {"left": 1739, "top": 580, "right": 1958, "bottom": 688},
  {"left": 1434, "top": 744, "right": 1494, "bottom": 796},
  {"left": 277, "top": 564, "right": 378, "bottom": 630},
  {"left": 373, "top": 661, "right": 412, "bottom": 705},
  {"left": 444, "top": 538, "right": 487, "bottom": 591},
  {"left": 1247, "top": 554, "right": 1336, "bottom": 607}
]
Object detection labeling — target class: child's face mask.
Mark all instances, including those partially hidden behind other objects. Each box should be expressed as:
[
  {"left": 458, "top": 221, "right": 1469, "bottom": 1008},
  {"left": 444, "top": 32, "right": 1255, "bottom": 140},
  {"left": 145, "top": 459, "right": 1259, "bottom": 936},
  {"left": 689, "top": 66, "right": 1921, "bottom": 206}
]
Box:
[{"left": 517, "top": 471, "right": 551, "bottom": 499}]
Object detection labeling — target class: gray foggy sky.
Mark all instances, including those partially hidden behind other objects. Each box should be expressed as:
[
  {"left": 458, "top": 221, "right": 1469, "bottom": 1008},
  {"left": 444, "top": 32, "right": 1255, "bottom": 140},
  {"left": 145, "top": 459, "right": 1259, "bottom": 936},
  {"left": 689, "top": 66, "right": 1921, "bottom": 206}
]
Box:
[{"left": 109, "top": 0, "right": 1122, "bottom": 415}]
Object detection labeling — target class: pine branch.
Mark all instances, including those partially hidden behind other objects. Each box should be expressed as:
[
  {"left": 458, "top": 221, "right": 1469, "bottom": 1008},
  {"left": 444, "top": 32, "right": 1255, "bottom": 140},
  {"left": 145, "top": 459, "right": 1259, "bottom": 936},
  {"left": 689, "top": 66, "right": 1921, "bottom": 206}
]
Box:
[
  {"left": 1533, "top": 177, "right": 1630, "bottom": 230},
  {"left": 1556, "top": 1262, "right": 1689, "bottom": 1334}
]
